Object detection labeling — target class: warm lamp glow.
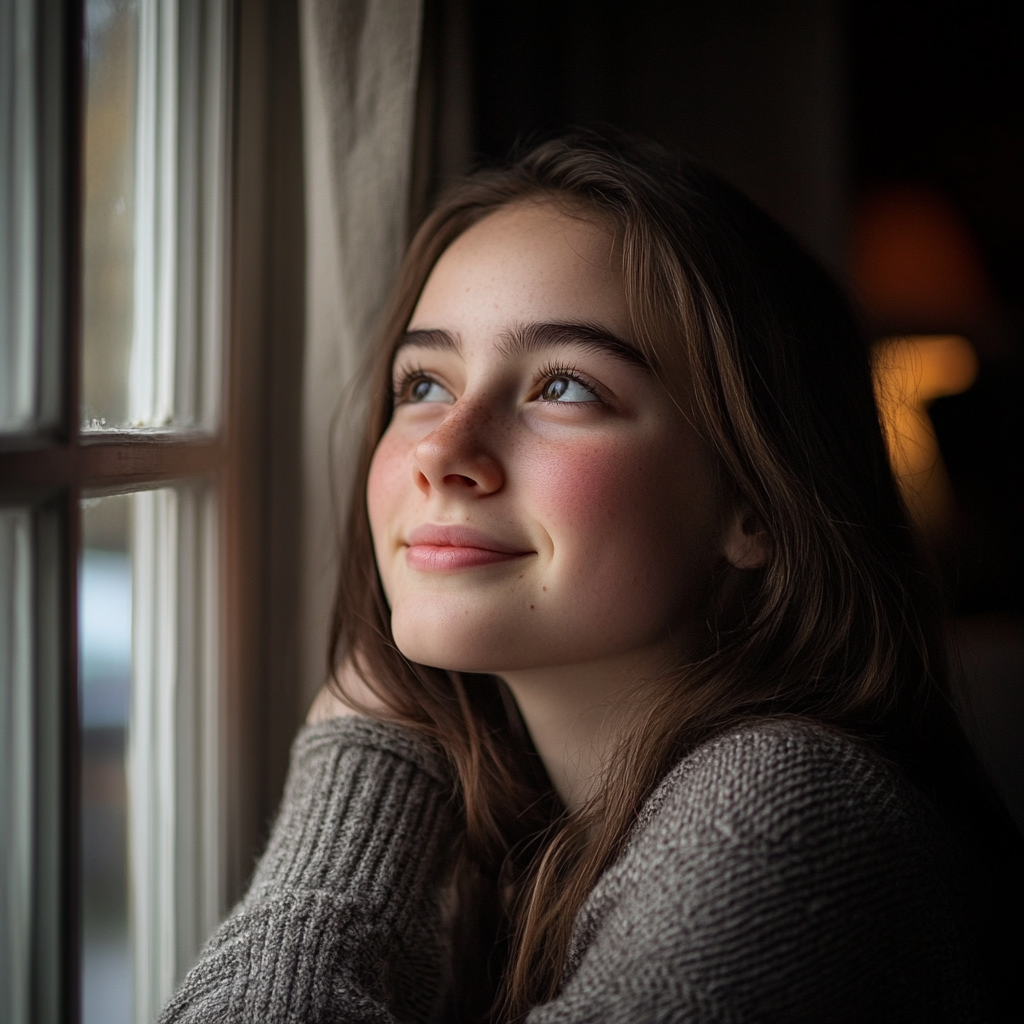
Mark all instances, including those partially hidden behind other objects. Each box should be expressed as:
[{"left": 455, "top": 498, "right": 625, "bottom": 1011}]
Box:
[
  {"left": 872, "top": 334, "right": 978, "bottom": 537},
  {"left": 853, "top": 187, "right": 991, "bottom": 328}
]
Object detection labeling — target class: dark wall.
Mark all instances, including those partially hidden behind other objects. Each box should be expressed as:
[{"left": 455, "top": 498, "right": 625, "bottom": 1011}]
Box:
[
  {"left": 471, "top": 0, "right": 846, "bottom": 270},
  {"left": 851, "top": 0, "right": 1023, "bottom": 312}
]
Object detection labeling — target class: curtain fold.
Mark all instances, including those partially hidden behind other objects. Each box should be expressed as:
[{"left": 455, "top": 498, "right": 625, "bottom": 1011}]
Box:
[{"left": 299, "top": 0, "right": 424, "bottom": 699}]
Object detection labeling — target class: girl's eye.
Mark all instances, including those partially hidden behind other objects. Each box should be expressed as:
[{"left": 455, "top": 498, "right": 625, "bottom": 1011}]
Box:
[
  {"left": 539, "top": 375, "right": 599, "bottom": 403},
  {"left": 397, "top": 375, "right": 453, "bottom": 405}
]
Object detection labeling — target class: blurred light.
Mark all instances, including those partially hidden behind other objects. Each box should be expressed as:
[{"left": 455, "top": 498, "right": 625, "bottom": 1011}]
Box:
[
  {"left": 872, "top": 334, "right": 979, "bottom": 537},
  {"left": 854, "top": 185, "right": 992, "bottom": 540},
  {"left": 853, "top": 186, "right": 991, "bottom": 330}
]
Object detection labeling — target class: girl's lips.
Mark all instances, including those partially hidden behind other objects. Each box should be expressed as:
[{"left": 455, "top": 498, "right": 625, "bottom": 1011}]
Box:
[
  {"left": 406, "top": 545, "right": 528, "bottom": 571},
  {"left": 404, "top": 525, "right": 532, "bottom": 572}
]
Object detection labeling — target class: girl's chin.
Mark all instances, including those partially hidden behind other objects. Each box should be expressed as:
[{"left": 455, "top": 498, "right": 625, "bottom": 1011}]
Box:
[
  {"left": 393, "top": 640, "right": 509, "bottom": 675},
  {"left": 391, "top": 625, "right": 537, "bottom": 676}
]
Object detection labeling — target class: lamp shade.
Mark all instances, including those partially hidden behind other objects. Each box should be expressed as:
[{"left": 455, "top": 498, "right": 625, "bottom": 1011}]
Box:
[{"left": 852, "top": 185, "right": 992, "bottom": 330}]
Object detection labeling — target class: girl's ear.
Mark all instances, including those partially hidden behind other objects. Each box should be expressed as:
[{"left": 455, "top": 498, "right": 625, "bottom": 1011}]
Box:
[{"left": 722, "top": 510, "right": 769, "bottom": 570}]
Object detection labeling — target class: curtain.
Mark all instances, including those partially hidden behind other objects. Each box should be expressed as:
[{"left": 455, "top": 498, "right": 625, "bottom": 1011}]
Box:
[{"left": 299, "top": 0, "right": 424, "bottom": 699}]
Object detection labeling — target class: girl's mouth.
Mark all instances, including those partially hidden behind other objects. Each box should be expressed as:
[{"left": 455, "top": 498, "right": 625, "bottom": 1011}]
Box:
[{"left": 404, "top": 525, "right": 532, "bottom": 571}]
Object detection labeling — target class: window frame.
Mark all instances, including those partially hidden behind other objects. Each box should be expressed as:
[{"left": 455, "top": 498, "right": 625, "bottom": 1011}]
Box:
[{"left": 0, "top": 0, "right": 309, "bottom": 1020}]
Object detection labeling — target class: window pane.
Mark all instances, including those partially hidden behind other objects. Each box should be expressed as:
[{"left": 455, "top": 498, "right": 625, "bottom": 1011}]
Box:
[
  {"left": 80, "top": 0, "right": 139, "bottom": 432},
  {"left": 80, "top": 485, "right": 223, "bottom": 1024},
  {"left": 81, "top": 0, "right": 228, "bottom": 434},
  {"left": 80, "top": 494, "right": 132, "bottom": 1024}
]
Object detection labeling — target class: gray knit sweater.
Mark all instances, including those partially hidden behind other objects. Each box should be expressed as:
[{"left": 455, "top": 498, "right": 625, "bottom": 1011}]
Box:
[{"left": 159, "top": 716, "right": 983, "bottom": 1023}]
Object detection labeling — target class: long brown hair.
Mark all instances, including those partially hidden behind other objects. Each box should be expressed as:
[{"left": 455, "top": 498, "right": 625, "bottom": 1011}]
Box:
[{"left": 328, "top": 131, "right": 1000, "bottom": 1020}]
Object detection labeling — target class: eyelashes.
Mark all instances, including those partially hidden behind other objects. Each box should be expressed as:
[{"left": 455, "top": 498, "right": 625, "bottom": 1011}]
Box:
[
  {"left": 391, "top": 361, "right": 604, "bottom": 405},
  {"left": 391, "top": 364, "right": 432, "bottom": 404},
  {"left": 531, "top": 361, "right": 601, "bottom": 403}
]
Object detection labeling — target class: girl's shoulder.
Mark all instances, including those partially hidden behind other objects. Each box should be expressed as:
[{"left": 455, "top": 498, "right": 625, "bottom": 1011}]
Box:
[
  {"left": 631, "top": 715, "right": 927, "bottom": 851},
  {"left": 558, "top": 717, "right": 981, "bottom": 1020}
]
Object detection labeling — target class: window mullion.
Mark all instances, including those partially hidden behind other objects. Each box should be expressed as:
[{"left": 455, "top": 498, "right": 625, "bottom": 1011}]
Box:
[
  {"left": 0, "top": 497, "right": 69, "bottom": 1024},
  {"left": 0, "top": 509, "right": 35, "bottom": 1022},
  {"left": 0, "top": 0, "right": 67, "bottom": 440}
]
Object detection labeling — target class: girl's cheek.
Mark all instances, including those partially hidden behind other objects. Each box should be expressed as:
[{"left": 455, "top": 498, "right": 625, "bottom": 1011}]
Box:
[
  {"left": 524, "top": 436, "right": 643, "bottom": 527},
  {"left": 367, "top": 433, "right": 409, "bottom": 525}
]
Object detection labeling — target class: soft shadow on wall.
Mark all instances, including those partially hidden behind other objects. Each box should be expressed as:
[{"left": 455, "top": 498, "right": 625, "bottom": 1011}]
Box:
[{"left": 417, "top": 0, "right": 1024, "bottom": 829}]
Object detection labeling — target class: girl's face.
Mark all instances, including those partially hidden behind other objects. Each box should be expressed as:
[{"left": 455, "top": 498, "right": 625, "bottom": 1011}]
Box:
[{"left": 367, "top": 200, "right": 730, "bottom": 678}]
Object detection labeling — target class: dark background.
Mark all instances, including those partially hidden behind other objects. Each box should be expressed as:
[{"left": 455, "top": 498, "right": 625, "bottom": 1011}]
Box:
[{"left": 413, "top": 0, "right": 1024, "bottom": 822}]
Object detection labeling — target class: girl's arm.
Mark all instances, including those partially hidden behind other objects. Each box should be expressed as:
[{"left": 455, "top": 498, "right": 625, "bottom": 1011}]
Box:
[
  {"left": 525, "top": 721, "right": 980, "bottom": 1024},
  {"left": 158, "top": 714, "right": 455, "bottom": 1024}
]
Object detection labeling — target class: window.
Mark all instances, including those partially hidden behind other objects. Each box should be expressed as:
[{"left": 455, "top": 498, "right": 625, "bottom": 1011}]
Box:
[{"left": 0, "top": 1, "right": 290, "bottom": 1021}]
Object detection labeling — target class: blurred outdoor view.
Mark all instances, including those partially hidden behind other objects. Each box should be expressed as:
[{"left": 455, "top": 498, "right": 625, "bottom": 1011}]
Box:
[
  {"left": 80, "top": 494, "right": 133, "bottom": 1024},
  {"left": 81, "top": 0, "right": 138, "bottom": 431},
  {"left": 80, "top": 2, "right": 139, "bottom": 1017}
]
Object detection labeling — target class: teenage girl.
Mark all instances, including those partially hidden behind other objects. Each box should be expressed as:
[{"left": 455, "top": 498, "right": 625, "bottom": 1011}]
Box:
[{"left": 162, "top": 131, "right": 1023, "bottom": 1023}]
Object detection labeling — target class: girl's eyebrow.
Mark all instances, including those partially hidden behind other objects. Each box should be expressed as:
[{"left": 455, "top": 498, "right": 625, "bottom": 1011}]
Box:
[
  {"left": 396, "top": 321, "right": 650, "bottom": 369},
  {"left": 500, "top": 321, "right": 650, "bottom": 368},
  {"left": 397, "top": 328, "right": 461, "bottom": 354}
]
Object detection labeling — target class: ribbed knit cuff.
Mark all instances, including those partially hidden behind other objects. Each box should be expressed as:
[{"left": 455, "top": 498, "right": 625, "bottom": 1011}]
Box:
[
  {"left": 244, "top": 716, "right": 455, "bottom": 938},
  {"left": 159, "top": 717, "right": 457, "bottom": 1023}
]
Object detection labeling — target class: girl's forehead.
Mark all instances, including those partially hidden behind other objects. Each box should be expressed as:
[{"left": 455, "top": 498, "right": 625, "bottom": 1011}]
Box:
[
  {"left": 409, "top": 201, "right": 629, "bottom": 341},
  {"left": 448, "top": 199, "right": 619, "bottom": 266}
]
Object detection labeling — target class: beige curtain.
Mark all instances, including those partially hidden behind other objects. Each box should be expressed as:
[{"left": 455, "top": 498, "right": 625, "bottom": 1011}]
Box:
[{"left": 299, "top": 0, "right": 424, "bottom": 700}]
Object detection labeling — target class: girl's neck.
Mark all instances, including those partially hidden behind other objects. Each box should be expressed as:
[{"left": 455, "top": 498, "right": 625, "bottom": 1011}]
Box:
[{"left": 500, "top": 646, "right": 670, "bottom": 811}]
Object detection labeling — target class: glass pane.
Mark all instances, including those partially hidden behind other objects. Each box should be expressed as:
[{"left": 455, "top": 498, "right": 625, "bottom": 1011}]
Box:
[
  {"left": 0, "top": 509, "right": 33, "bottom": 1024},
  {"left": 80, "top": 494, "right": 133, "bottom": 1024},
  {"left": 81, "top": 0, "right": 139, "bottom": 431},
  {"left": 127, "top": 485, "right": 223, "bottom": 1020},
  {"left": 80, "top": 0, "right": 228, "bottom": 434},
  {"left": 1, "top": 0, "right": 64, "bottom": 436},
  {"left": 80, "top": 486, "right": 223, "bottom": 1024}
]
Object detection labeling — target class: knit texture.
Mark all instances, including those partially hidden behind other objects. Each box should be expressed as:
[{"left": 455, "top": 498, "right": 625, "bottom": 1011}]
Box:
[
  {"left": 160, "top": 716, "right": 984, "bottom": 1023},
  {"left": 159, "top": 718, "right": 456, "bottom": 1024}
]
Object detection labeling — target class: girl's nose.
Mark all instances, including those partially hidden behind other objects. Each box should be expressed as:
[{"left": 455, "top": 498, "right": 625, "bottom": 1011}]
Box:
[{"left": 413, "top": 401, "right": 504, "bottom": 496}]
